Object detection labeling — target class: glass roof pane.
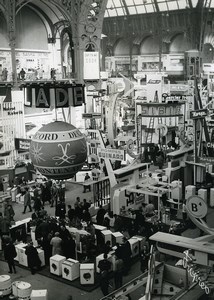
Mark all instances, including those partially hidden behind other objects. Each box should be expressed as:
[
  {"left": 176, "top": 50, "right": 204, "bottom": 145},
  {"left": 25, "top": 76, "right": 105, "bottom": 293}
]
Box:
[
  {"left": 136, "top": 5, "right": 146, "bottom": 13},
  {"left": 108, "top": 9, "right": 117, "bottom": 16},
  {"left": 116, "top": 7, "right": 125, "bottom": 15},
  {"left": 107, "top": 0, "right": 114, "bottom": 8},
  {"left": 104, "top": 10, "right": 109, "bottom": 17},
  {"left": 167, "top": 1, "right": 179, "bottom": 10},
  {"left": 178, "top": 0, "right": 188, "bottom": 9},
  {"left": 125, "top": 0, "right": 135, "bottom": 5},
  {"left": 145, "top": 4, "right": 155, "bottom": 12},
  {"left": 128, "top": 6, "right": 137, "bottom": 14},
  {"left": 207, "top": 0, "right": 214, "bottom": 7},
  {"left": 114, "top": 0, "right": 123, "bottom": 7},
  {"left": 191, "top": 0, "right": 198, "bottom": 7},
  {"left": 133, "top": 0, "right": 143, "bottom": 4},
  {"left": 158, "top": 2, "right": 168, "bottom": 11}
]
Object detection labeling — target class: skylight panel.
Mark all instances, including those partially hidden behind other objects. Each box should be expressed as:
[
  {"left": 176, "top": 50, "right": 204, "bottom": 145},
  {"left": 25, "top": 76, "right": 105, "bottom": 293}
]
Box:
[
  {"left": 128, "top": 6, "right": 137, "bottom": 14},
  {"left": 167, "top": 1, "right": 179, "bottom": 10},
  {"left": 136, "top": 5, "right": 146, "bottom": 13}
]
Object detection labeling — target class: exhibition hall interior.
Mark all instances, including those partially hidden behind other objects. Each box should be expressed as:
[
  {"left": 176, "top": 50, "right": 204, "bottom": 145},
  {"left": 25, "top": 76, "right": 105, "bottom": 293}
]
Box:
[{"left": 1, "top": 0, "right": 214, "bottom": 299}]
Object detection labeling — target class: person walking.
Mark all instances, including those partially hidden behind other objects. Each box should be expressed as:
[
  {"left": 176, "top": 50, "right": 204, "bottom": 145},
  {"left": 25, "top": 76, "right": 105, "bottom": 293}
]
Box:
[
  {"left": 4, "top": 238, "right": 17, "bottom": 274},
  {"left": 23, "top": 187, "right": 32, "bottom": 213}
]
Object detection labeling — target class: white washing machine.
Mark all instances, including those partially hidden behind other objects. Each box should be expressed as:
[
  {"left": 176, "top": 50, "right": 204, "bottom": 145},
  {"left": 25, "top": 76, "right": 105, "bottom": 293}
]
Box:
[
  {"left": 31, "top": 289, "right": 48, "bottom": 300},
  {"left": 198, "top": 189, "right": 207, "bottom": 203},
  {"left": 128, "top": 238, "right": 139, "bottom": 258},
  {"left": 37, "top": 249, "right": 45, "bottom": 267},
  {"left": 132, "top": 235, "right": 146, "bottom": 252},
  {"left": 171, "top": 180, "right": 182, "bottom": 200},
  {"left": 15, "top": 244, "right": 28, "bottom": 267},
  {"left": 80, "top": 263, "right": 94, "bottom": 285},
  {"left": 185, "top": 185, "right": 196, "bottom": 200},
  {"left": 112, "top": 232, "right": 124, "bottom": 246},
  {"left": 101, "top": 230, "right": 112, "bottom": 246},
  {"left": 62, "top": 259, "right": 80, "bottom": 281},
  {"left": 210, "top": 188, "right": 214, "bottom": 207},
  {"left": 50, "top": 255, "right": 66, "bottom": 276}
]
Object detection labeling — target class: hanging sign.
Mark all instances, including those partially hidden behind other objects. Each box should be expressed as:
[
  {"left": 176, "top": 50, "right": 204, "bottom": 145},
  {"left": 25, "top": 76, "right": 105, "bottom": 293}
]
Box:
[
  {"left": 82, "top": 113, "right": 101, "bottom": 119},
  {"left": 84, "top": 52, "right": 100, "bottom": 80},
  {"left": 190, "top": 109, "right": 208, "bottom": 119},
  {"left": 146, "top": 74, "right": 162, "bottom": 103},
  {"left": 23, "top": 83, "right": 85, "bottom": 108},
  {"left": 14, "top": 138, "right": 31, "bottom": 152},
  {"left": 186, "top": 196, "right": 208, "bottom": 219},
  {"left": 97, "top": 148, "right": 126, "bottom": 161}
]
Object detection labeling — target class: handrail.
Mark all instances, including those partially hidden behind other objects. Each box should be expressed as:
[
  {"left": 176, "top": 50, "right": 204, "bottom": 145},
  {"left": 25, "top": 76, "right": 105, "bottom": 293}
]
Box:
[{"left": 145, "top": 245, "right": 156, "bottom": 300}]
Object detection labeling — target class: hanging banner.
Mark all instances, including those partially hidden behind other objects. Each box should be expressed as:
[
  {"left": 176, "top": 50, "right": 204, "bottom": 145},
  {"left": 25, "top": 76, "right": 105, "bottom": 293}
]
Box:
[
  {"left": 23, "top": 83, "right": 85, "bottom": 108},
  {"left": 83, "top": 52, "right": 100, "bottom": 80}
]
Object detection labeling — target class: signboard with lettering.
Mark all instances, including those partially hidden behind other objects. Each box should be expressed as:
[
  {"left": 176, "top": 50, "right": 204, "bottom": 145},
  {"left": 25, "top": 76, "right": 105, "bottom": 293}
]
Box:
[
  {"left": 82, "top": 113, "right": 101, "bottom": 119},
  {"left": 146, "top": 74, "right": 162, "bottom": 103},
  {"left": 97, "top": 148, "right": 126, "bottom": 161},
  {"left": 136, "top": 102, "right": 184, "bottom": 117},
  {"left": 84, "top": 52, "right": 100, "bottom": 80},
  {"left": 186, "top": 196, "right": 208, "bottom": 219},
  {"left": 190, "top": 109, "right": 208, "bottom": 119},
  {"left": 15, "top": 138, "right": 31, "bottom": 152},
  {"left": 23, "top": 83, "right": 85, "bottom": 108}
]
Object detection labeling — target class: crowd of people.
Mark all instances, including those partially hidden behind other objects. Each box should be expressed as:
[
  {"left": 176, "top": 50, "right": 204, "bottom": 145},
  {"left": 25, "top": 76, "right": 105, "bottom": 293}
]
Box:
[{"left": 0, "top": 175, "right": 160, "bottom": 296}]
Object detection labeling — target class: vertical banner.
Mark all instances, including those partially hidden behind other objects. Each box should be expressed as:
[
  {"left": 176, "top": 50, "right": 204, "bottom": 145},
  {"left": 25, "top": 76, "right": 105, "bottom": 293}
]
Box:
[
  {"left": 146, "top": 74, "right": 162, "bottom": 103},
  {"left": 83, "top": 52, "right": 100, "bottom": 80}
]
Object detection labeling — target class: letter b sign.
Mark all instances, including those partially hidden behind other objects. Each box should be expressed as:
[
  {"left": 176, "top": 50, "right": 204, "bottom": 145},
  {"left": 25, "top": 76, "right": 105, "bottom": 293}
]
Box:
[{"left": 186, "top": 196, "right": 208, "bottom": 219}]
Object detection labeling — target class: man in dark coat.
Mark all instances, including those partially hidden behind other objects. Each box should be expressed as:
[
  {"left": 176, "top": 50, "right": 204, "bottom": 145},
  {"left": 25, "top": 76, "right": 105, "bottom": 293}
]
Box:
[
  {"left": 25, "top": 242, "right": 41, "bottom": 274},
  {"left": 98, "top": 253, "right": 112, "bottom": 296},
  {"left": 4, "top": 238, "right": 17, "bottom": 273},
  {"left": 96, "top": 205, "right": 106, "bottom": 225}
]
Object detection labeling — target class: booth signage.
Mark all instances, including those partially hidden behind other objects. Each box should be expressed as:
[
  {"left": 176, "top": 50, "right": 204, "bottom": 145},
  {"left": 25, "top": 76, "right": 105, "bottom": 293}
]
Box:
[
  {"left": 139, "top": 103, "right": 184, "bottom": 117},
  {"left": 14, "top": 138, "right": 31, "bottom": 151},
  {"left": 186, "top": 196, "right": 208, "bottom": 219},
  {"left": 23, "top": 83, "right": 85, "bottom": 108},
  {"left": 190, "top": 109, "right": 208, "bottom": 119},
  {"left": 97, "top": 148, "right": 126, "bottom": 161},
  {"left": 198, "top": 157, "right": 214, "bottom": 164},
  {"left": 84, "top": 52, "right": 100, "bottom": 80},
  {"left": 82, "top": 113, "right": 101, "bottom": 119}
]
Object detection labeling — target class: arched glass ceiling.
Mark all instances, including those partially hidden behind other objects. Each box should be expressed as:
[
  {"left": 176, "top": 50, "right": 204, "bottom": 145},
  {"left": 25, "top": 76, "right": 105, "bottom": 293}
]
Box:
[{"left": 104, "top": 0, "right": 214, "bottom": 17}]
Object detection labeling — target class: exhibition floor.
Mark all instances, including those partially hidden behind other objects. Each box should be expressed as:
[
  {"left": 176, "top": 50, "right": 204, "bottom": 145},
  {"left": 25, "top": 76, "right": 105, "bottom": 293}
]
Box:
[
  {"left": 0, "top": 181, "right": 143, "bottom": 300},
  {"left": 1, "top": 180, "right": 214, "bottom": 300}
]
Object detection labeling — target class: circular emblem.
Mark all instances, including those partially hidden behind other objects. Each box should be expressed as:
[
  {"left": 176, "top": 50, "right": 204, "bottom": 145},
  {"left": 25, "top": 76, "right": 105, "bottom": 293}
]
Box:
[
  {"left": 85, "top": 24, "right": 96, "bottom": 34},
  {"left": 155, "top": 124, "right": 168, "bottom": 137},
  {"left": 186, "top": 196, "right": 208, "bottom": 219}
]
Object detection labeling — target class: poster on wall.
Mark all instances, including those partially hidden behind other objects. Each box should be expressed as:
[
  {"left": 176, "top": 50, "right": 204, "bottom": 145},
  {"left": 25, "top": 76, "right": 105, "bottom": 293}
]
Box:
[{"left": 83, "top": 52, "right": 100, "bottom": 80}]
